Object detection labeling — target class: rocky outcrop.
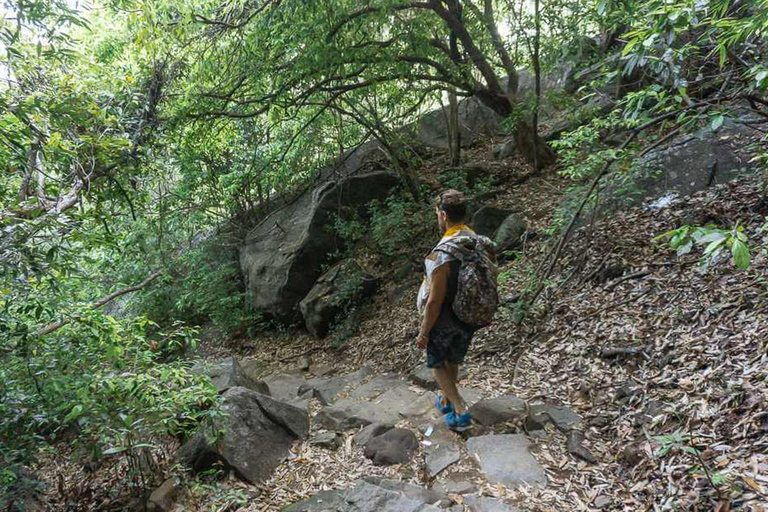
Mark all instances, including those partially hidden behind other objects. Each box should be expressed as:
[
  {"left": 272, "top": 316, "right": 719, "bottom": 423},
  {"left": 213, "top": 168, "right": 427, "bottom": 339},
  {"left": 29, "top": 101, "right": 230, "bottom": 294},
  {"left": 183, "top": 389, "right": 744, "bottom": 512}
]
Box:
[
  {"left": 180, "top": 387, "right": 308, "bottom": 484},
  {"left": 239, "top": 170, "right": 400, "bottom": 319},
  {"left": 471, "top": 206, "right": 513, "bottom": 239},
  {"left": 494, "top": 214, "right": 528, "bottom": 253},
  {"left": 299, "top": 260, "right": 378, "bottom": 338},
  {"left": 416, "top": 97, "right": 501, "bottom": 149},
  {"left": 601, "top": 118, "right": 756, "bottom": 213},
  {"left": 192, "top": 357, "right": 269, "bottom": 395}
]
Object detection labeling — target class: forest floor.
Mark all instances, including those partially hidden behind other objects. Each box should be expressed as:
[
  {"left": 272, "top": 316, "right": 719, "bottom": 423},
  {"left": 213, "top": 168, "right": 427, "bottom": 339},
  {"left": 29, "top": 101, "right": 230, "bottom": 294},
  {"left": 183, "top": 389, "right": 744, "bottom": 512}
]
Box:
[
  {"left": 191, "top": 150, "right": 768, "bottom": 511},
  {"left": 32, "top": 141, "right": 768, "bottom": 512}
]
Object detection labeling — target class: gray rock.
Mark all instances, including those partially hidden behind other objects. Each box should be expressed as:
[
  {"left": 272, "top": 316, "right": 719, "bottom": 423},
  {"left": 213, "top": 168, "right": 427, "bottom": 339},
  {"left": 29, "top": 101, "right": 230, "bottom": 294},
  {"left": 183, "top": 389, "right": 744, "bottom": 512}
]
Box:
[
  {"left": 399, "top": 392, "right": 439, "bottom": 420},
  {"left": 425, "top": 438, "right": 461, "bottom": 477},
  {"left": 147, "top": 478, "right": 177, "bottom": 512},
  {"left": 528, "top": 404, "right": 582, "bottom": 433},
  {"left": 567, "top": 430, "right": 598, "bottom": 464},
  {"left": 265, "top": 373, "right": 309, "bottom": 402},
  {"left": 364, "top": 428, "right": 418, "bottom": 466},
  {"left": 180, "top": 387, "right": 308, "bottom": 484},
  {"left": 464, "top": 496, "right": 524, "bottom": 512},
  {"left": 408, "top": 366, "right": 469, "bottom": 392},
  {"left": 362, "top": 478, "right": 450, "bottom": 507},
  {"left": 240, "top": 170, "right": 399, "bottom": 319},
  {"left": 471, "top": 206, "right": 514, "bottom": 238},
  {"left": 282, "top": 478, "right": 449, "bottom": 512},
  {"left": 299, "top": 260, "right": 378, "bottom": 339},
  {"left": 469, "top": 396, "right": 527, "bottom": 426},
  {"left": 432, "top": 480, "right": 476, "bottom": 496},
  {"left": 493, "top": 138, "right": 517, "bottom": 160},
  {"left": 415, "top": 96, "right": 501, "bottom": 150},
  {"left": 466, "top": 434, "right": 547, "bottom": 487},
  {"left": 353, "top": 422, "right": 395, "bottom": 446},
  {"left": 308, "top": 362, "right": 333, "bottom": 377},
  {"left": 192, "top": 357, "right": 269, "bottom": 395},
  {"left": 299, "top": 374, "right": 353, "bottom": 405},
  {"left": 297, "top": 356, "right": 312, "bottom": 371},
  {"left": 308, "top": 432, "right": 341, "bottom": 450},
  {"left": 600, "top": 118, "right": 756, "bottom": 215},
  {"left": 494, "top": 215, "right": 527, "bottom": 253},
  {"left": 350, "top": 374, "right": 407, "bottom": 399}
]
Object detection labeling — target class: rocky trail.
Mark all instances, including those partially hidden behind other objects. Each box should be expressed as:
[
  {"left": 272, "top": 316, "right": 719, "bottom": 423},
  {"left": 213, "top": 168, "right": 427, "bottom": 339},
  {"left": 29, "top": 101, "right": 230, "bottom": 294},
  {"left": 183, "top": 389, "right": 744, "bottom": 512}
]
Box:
[
  {"left": 181, "top": 355, "right": 578, "bottom": 512},
  {"left": 162, "top": 174, "right": 768, "bottom": 512}
]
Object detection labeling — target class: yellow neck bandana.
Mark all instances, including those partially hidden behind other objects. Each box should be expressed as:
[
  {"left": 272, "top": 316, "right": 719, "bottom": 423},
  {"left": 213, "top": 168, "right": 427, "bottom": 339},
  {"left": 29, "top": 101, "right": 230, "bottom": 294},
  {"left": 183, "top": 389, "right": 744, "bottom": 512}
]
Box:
[{"left": 443, "top": 224, "right": 470, "bottom": 239}]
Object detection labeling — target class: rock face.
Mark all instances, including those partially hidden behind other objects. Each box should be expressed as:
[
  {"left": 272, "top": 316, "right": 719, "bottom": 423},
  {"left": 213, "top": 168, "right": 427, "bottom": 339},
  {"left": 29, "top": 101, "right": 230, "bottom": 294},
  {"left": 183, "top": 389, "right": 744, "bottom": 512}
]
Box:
[
  {"left": 192, "top": 357, "right": 269, "bottom": 395},
  {"left": 364, "top": 428, "right": 418, "bottom": 466},
  {"left": 416, "top": 96, "right": 501, "bottom": 149},
  {"left": 469, "top": 396, "right": 527, "bottom": 426},
  {"left": 470, "top": 206, "right": 513, "bottom": 239},
  {"left": 240, "top": 170, "right": 400, "bottom": 319},
  {"left": 180, "top": 387, "right": 308, "bottom": 484},
  {"left": 466, "top": 434, "right": 547, "bottom": 487},
  {"left": 601, "top": 120, "right": 756, "bottom": 213},
  {"left": 494, "top": 215, "right": 527, "bottom": 253},
  {"left": 300, "top": 260, "right": 377, "bottom": 338}
]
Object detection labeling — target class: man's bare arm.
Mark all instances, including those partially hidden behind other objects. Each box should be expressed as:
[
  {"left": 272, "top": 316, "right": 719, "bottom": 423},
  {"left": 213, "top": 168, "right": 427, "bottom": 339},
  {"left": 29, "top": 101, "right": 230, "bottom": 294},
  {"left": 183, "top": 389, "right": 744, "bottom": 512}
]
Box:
[{"left": 417, "top": 264, "right": 449, "bottom": 348}]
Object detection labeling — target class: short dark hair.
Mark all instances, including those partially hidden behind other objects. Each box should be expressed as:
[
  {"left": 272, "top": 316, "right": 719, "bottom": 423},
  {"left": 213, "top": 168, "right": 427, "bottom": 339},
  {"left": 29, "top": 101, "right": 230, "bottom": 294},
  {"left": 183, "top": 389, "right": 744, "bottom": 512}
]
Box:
[{"left": 437, "top": 189, "right": 467, "bottom": 222}]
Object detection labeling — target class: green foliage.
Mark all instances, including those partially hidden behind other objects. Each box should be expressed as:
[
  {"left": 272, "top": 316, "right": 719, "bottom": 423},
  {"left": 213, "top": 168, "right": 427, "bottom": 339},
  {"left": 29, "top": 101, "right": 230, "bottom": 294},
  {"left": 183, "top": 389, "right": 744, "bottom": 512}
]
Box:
[
  {"left": 655, "top": 223, "right": 754, "bottom": 270},
  {"left": 369, "top": 191, "right": 434, "bottom": 262},
  {"left": 0, "top": 310, "right": 221, "bottom": 498},
  {"left": 552, "top": 112, "right": 639, "bottom": 182}
]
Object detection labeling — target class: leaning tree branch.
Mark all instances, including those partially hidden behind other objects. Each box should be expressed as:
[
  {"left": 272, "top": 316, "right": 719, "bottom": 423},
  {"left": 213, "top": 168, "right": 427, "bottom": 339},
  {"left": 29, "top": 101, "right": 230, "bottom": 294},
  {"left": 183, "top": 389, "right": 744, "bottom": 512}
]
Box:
[{"left": 36, "top": 271, "right": 162, "bottom": 337}]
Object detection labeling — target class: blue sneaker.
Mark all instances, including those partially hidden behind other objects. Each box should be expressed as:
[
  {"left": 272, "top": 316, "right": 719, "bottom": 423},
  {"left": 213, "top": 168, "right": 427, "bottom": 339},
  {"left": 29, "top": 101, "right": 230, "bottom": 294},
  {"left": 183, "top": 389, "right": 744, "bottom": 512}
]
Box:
[
  {"left": 436, "top": 393, "right": 453, "bottom": 414},
  {"left": 445, "top": 410, "right": 473, "bottom": 431}
]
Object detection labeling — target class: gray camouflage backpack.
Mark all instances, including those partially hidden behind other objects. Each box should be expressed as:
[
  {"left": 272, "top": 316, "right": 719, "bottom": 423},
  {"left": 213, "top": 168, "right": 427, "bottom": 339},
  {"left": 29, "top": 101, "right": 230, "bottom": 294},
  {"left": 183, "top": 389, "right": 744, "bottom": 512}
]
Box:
[{"left": 434, "top": 234, "right": 499, "bottom": 328}]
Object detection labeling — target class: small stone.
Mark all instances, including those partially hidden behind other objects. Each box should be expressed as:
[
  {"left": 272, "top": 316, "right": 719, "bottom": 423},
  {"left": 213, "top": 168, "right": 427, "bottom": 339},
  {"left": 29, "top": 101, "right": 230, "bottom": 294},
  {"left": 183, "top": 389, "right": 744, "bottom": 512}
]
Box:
[
  {"left": 433, "top": 480, "right": 476, "bottom": 496},
  {"left": 352, "top": 423, "right": 394, "bottom": 446},
  {"left": 594, "top": 496, "right": 611, "bottom": 509},
  {"left": 297, "top": 356, "right": 312, "bottom": 371},
  {"left": 566, "top": 430, "right": 598, "bottom": 464},
  {"left": 147, "top": 478, "right": 177, "bottom": 512},
  {"left": 621, "top": 444, "right": 644, "bottom": 466},
  {"left": 614, "top": 382, "right": 640, "bottom": 402},
  {"left": 364, "top": 428, "right": 418, "bottom": 466},
  {"left": 308, "top": 432, "right": 341, "bottom": 450},
  {"left": 527, "top": 404, "right": 582, "bottom": 433},
  {"left": 309, "top": 362, "right": 333, "bottom": 377}
]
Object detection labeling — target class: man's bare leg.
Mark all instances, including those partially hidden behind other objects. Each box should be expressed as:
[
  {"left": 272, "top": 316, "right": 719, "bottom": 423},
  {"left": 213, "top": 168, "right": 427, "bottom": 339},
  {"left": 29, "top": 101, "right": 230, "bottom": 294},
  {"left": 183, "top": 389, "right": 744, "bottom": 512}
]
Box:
[
  {"left": 447, "top": 362, "right": 460, "bottom": 383},
  {"left": 433, "top": 365, "right": 466, "bottom": 414}
]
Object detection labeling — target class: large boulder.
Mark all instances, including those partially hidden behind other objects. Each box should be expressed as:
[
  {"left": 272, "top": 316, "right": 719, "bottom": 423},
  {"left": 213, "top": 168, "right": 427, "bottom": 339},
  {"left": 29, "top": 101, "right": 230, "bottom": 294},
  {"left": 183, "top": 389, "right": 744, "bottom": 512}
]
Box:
[
  {"left": 192, "top": 357, "right": 269, "bottom": 395},
  {"left": 180, "top": 387, "right": 308, "bottom": 484},
  {"left": 601, "top": 117, "right": 757, "bottom": 213},
  {"left": 299, "top": 260, "right": 378, "bottom": 338},
  {"left": 416, "top": 96, "right": 501, "bottom": 149},
  {"left": 239, "top": 170, "right": 400, "bottom": 319},
  {"left": 494, "top": 215, "right": 528, "bottom": 253},
  {"left": 471, "top": 206, "right": 513, "bottom": 238}
]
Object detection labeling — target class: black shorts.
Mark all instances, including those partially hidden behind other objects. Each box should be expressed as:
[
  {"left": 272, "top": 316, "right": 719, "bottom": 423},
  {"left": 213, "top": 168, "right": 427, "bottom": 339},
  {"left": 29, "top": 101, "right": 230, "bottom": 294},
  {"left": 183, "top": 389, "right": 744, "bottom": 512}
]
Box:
[{"left": 426, "top": 324, "right": 474, "bottom": 368}]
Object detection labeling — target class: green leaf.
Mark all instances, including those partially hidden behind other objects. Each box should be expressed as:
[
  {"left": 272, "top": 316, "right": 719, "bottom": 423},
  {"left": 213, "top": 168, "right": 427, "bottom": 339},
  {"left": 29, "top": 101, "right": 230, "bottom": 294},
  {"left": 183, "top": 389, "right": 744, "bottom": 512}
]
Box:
[
  {"left": 703, "top": 237, "right": 726, "bottom": 256},
  {"left": 710, "top": 114, "right": 724, "bottom": 131},
  {"left": 731, "top": 239, "right": 751, "bottom": 269}
]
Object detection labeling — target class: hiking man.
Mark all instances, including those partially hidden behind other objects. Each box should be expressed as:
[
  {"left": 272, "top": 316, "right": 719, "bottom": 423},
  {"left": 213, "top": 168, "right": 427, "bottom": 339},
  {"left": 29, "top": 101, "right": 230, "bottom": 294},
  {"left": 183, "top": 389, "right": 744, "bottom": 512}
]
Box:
[{"left": 416, "top": 189, "right": 498, "bottom": 431}]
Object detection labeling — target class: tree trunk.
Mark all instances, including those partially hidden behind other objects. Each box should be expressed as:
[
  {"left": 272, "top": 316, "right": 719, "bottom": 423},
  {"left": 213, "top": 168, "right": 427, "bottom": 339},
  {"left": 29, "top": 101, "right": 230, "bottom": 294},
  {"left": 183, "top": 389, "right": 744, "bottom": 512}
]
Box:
[
  {"left": 448, "top": 90, "right": 461, "bottom": 166},
  {"left": 474, "top": 89, "right": 556, "bottom": 167}
]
